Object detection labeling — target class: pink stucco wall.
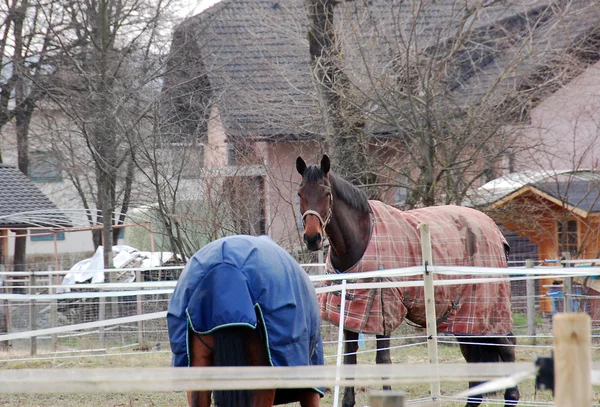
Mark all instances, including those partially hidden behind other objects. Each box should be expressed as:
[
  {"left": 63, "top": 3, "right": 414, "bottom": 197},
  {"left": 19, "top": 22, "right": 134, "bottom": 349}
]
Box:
[
  {"left": 204, "top": 106, "right": 228, "bottom": 168},
  {"left": 202, "top": 105, "right": 324, "bottom": 251},
  {"left": 518, "top": 60, "right": 600, "bottom": 171}
]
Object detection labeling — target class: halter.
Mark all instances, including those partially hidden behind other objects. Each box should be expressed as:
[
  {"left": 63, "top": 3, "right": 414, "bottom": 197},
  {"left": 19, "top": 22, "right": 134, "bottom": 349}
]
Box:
[{"left": 301, "top": 193, "right": 333, "bottom": 230}]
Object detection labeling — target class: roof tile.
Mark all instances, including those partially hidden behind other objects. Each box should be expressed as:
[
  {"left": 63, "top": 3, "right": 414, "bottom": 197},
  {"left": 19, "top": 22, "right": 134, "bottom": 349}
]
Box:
[{"left": 0, "top": 165, "right": 70, "bottom": 228}]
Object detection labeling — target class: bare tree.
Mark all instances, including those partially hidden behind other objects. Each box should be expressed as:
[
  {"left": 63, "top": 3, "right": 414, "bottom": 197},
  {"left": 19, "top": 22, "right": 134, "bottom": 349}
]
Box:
[
  {"left": 129, "top": 15, "right": 287, "bottom": 259},
  {"left": 305, "top": 0, "right": 377, "bottom": 193},
  {"left": 0, "top": 0, "right": 72, "bottom": 270},
  {"left": 485, "top": 95, "right": 600, "bottom": 260},
  {"left": 36, "top": 0, "right": 180, "bottom": 273},
  {"left": 304, "top": 0, "right": 600, "bottom": 208}
]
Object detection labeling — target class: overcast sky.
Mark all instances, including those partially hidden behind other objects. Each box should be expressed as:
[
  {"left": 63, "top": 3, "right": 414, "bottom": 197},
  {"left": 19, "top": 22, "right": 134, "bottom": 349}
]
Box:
[{"left": 179, "top": 0, "right": 222, "bottom": 17}]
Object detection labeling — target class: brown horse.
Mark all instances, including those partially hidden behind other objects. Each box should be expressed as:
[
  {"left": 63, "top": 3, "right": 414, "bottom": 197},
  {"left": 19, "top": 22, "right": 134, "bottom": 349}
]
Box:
[
  {"left": 167, "top": 235, "right": 323, "bottom": 407},
  {"left": 186, "top": 327, "right": 321, "bottom": 406},
  {"left": 296, "top": 155, "right": 519, "bottom": 407}
]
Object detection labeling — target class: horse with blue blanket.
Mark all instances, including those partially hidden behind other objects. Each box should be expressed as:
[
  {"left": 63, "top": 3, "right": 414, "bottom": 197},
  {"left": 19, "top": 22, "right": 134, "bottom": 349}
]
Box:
[{"left": 168, "top": 235, "right": 324, "bottom": 407}]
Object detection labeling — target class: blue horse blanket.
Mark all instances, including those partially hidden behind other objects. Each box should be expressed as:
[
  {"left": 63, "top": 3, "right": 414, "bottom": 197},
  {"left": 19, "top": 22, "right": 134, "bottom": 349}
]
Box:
[{"left": 167, "top": 235, "right": 324, "bottom": 402}]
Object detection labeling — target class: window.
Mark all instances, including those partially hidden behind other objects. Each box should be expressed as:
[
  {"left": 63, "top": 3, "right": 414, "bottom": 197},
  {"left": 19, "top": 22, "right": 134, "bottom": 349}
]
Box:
[
  {"left": 224, "top": 176, "right": 265, "bottom": 235},
  {"left": 228, "top": 139, "right": 259, "bottom": 166},
  {"left": 160, "top": 146, "right": 203, "bottom": 180},
  {"left": 558, "top": 219, "right": 578, "bottom": 257},
  {"left": 30, "top": 230, "right": 65, "bottom": 241},
  {"left": 29, "top": 151, "right": 62, "bottom": 182},
  {"left": 395, "top": 174, "right": 409, "bottom": 205}
]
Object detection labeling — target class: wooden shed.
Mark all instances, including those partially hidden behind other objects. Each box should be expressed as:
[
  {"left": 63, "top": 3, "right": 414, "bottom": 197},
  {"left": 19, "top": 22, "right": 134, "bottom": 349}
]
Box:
[{"left": 468, "top": 170, "right": 600, "bottom": 314}]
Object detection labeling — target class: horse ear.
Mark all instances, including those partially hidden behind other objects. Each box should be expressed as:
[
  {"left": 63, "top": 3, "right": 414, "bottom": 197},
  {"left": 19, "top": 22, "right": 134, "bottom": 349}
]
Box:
[
  {"left": 296, "top": 157, "right": 307, "bottom": 176},
  {"left": 320, "top": 155, "right": 330, "bottom": 175}
]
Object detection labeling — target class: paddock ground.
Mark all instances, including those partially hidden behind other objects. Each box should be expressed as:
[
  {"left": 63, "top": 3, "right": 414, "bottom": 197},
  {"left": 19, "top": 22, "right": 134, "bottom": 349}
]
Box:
[{"left": 2, "top": 334, "right": 598, "bottom": 407}]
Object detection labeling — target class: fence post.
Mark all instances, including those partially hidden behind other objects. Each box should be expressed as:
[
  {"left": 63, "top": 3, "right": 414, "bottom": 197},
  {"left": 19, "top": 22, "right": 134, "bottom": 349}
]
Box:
[
  {"left": 333, "top": 279, "right": 347, "bottom": 407},
  {"left": 553, "top": 312, "right": 592, "bottom": 407},
  {"left": 48, "top": 266, "right": 58, "bottom": 350},
  {"left": 28, "top": 270, "right": 37, "bottom": 356},
  {"left": 369, "top": 390, "right": 405, "bottom": 407},
  {"left": 562, "top": 252, "right": 573, "bottom": 312},
  {"left": 0, "top": 264, "right": 8, "bottom": 351},
  {"left": 98, "top": 296, "right": 106, "bottom": 348},
  {"left": 136, "top": 268, "right": 144, "bottom": 348},
  {"left": 419, "top": 223, "right": 441, "bottom": 403},
  {"left": 525, "top": 259, "right": 536, "bottom": 343}
]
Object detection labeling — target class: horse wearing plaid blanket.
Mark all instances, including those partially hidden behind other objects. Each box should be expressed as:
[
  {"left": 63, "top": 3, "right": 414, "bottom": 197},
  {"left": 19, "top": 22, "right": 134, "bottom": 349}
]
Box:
[{"left": 296, "top": 155, "right": 519, "bottom": 407}]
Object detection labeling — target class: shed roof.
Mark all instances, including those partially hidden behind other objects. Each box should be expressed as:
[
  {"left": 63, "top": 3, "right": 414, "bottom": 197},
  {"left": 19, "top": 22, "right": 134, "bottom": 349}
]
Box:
[
  {"left": 0, "top": 165, "right": 71, "bottom": 229},
  {"left": 466, "top": 169, "right": 600, "bottom": 215}
]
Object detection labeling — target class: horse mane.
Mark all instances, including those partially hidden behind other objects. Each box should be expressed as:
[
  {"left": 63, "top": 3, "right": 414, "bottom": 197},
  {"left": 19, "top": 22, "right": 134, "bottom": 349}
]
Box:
[{"left": 304, "top": 165, "right": 371, "bottom": 214}]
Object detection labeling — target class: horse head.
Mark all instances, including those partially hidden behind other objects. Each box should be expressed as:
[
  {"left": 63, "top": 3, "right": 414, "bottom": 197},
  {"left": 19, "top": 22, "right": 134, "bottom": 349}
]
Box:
[{"left": 296, "top": 154, "right": 333, "bottom": 251}]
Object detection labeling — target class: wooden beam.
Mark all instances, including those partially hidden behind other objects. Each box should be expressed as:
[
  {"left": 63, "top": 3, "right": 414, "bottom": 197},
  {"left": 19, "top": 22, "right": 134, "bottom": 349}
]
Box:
[{"left": 0, "top": 363, "right": 536, "bottom": 394}]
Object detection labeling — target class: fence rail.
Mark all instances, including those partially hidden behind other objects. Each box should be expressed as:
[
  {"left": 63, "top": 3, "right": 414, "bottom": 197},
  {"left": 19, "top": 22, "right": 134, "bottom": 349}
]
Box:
[
  {"left": 0, "top": 362, "right": 539, "bottom": 393},
  {"left": 3, "top": 239, "right": 600, "bottom": 405}
]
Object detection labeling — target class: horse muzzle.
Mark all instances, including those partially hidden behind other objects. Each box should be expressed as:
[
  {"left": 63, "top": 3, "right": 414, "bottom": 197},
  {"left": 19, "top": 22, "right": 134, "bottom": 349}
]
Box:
[{"left": 303, "top": 232, "right": 323, "bottom": 251}]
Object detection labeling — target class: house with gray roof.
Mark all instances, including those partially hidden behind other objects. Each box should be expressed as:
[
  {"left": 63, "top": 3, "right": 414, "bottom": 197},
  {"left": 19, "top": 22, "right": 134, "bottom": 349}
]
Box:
[
  {"left": 166, "top": 0, "right": 600, "bottom": 250},
  {"left": 0, "top": 164, "right": 70, "bottom": 266}
]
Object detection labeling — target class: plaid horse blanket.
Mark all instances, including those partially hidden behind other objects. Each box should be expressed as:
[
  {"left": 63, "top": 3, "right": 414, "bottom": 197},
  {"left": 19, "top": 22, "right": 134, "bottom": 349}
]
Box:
[
  {"left": 168, "top": 235, "right": 324, "bottom": 403},
  {"left": 320, "top": 201, "right": 513, "bottom": 336}
]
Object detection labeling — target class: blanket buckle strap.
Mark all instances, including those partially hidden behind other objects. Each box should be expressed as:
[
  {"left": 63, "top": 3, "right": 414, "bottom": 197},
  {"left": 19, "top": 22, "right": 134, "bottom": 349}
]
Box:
[
  {"left": 436, "top": 291, "right": 462, "bottom": 326},
  {"left": 195, "top": 333, "right": 214, "bottom": 352}
]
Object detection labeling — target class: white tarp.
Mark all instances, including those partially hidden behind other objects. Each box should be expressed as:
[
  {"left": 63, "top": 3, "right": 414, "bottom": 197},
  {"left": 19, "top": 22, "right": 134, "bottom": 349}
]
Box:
[{"left": 58, "top": 245, "right": 177, "bottom": 293}]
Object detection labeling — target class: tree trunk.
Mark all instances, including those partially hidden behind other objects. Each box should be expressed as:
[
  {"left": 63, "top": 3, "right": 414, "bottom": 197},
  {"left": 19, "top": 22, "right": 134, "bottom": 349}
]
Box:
[
  {"left": 13, "top": 1, "right": 35, "bottom": 272},
  {"left": 112, "top": 154, "right": 135, "bottom": 244},
  {"left": 305, "top": 0, "right": 376, "bottom": 194},
  {"left": 99, "top": 179, "right": 114, "bottom": 281}
]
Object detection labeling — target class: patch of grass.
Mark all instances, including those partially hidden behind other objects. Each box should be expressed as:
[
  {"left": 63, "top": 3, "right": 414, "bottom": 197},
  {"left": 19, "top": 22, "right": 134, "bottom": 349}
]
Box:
[{"left": 512, "top": 311, "right": 544, "bottom": 329}]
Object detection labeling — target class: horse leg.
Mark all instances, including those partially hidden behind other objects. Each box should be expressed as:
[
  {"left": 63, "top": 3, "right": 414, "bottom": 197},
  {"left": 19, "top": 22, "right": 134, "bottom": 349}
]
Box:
[
  {"left": 375, "top": 334, "right": 392, "bottom": 391},
  {"left": 458, "top": 335, "right": 499, "bottom": 407},
  {"left": 188, "top": 333, "right": 214, "bottom": 407},
  {"left": 341, "top": 329, "right": 359, "bottom": 407},
  {"left": 299, "top": 390, "right": 321, "bottom": 407},
  {"left": 498, "top": 333, "right": 520, "bottom": 406},
  {"left": 251, "top": 389, "right": 275, "bottom": 407}
]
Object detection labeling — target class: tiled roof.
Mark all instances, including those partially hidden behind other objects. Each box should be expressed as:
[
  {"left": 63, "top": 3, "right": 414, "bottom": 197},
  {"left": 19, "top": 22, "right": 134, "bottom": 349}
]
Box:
[
  {"left": 178, "top": 0, "right": 321, "bottom": 139},
  {"left": 177, "top": 0, "right": 600, "bottom": 139},
  {"left": 454, "top": 1, "right": 600, "bottom": 107},
  {"left": 534, "top": 179, "right": 600, "bottom": 214},
  {"left": 0, "top": 165, "right": 71, "bottom": 228}
]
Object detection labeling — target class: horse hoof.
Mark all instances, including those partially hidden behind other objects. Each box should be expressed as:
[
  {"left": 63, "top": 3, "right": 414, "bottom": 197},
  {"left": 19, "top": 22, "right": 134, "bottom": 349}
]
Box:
[
  {"left": 504, "top": 387, "right": 520, "bottom": 406},
  {"left": 465, "top": 398, "right": 482, "bottom": 407}
]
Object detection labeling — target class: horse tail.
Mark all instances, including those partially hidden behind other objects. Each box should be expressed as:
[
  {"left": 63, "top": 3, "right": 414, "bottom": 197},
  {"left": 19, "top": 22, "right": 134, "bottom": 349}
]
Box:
[
  {"left": 213, "top": 326, "right": 252, "bottom": 407},
  {"left": 503, "top": 242, "right": 511, "bottom": 262}
]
